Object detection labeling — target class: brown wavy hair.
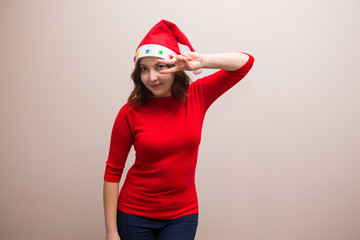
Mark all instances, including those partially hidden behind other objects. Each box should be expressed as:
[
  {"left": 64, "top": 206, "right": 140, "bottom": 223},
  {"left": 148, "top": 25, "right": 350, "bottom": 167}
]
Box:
[{"left": 127, "top": 59, "right": 191, "bottom": 108}]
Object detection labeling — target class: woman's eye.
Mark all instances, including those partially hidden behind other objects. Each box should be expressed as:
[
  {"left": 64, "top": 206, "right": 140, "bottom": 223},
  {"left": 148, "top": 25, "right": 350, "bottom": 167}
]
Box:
[
  {"left": 157, "top": 65, "right": 166, "bottom": 70},
  {"left": 140, "top": 67, "right": 147, "bottom": 72}
]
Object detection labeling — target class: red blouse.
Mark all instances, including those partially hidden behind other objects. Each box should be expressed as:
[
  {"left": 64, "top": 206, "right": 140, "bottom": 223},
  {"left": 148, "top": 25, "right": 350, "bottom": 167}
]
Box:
[{"left": 104, "top": 53, "right": 254, "bottom": 219}]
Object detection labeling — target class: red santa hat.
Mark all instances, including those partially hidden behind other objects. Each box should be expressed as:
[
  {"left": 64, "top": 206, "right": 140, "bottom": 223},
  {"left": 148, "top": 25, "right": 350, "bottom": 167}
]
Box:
[{"left": 134, "top": 20, "right": 196, "bottom": 63}]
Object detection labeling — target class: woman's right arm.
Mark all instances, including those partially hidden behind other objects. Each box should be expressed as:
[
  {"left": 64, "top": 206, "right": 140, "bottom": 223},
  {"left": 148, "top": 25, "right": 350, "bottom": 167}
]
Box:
[
  {"left": 104, "top": 104, "right": 134, "bottom": 239},
  {"left": 104, "top": 181, "right": 120, "bottom": 240}
]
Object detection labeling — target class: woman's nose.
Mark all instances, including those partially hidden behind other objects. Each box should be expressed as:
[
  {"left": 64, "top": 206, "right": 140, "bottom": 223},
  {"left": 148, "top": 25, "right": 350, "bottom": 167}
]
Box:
[{"left": 149, "top": 69, "right": 158, "bottom": 82}]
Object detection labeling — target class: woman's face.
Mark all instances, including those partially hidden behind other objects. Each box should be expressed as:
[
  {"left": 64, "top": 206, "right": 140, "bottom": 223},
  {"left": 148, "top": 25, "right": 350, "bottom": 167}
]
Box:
[{"left": 139, "top": 57, "right": 175, "bottom": 98}]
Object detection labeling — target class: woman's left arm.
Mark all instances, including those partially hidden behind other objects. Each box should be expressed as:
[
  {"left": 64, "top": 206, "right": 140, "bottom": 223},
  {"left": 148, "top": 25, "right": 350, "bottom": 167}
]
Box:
[
  {"left": 201, "top": 52, "right": 250, "bottom": 71},
  {"left": 159, "top": 51, "right": 254, "bottom": 110},
  {"left": 158, "top": 52, "right": 250, "bottom": 73}
]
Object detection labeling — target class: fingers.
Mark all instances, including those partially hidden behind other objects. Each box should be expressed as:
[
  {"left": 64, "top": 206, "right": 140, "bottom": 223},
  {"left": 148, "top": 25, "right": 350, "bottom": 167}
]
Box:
[
  {"left": 156, "top": 52, "right": 197, "bottom": 73},
  {"left": 156, "top": 58, "right": 176, "bottom": 65},
  {"left": 179, "top": 52, "right": 192, "bottom": 62},
  {"left": 156, "top": 52, "right": 192, "bottom": 64},
  {"left": 159, "top": 67, "right": 179, "bottom": 74}
]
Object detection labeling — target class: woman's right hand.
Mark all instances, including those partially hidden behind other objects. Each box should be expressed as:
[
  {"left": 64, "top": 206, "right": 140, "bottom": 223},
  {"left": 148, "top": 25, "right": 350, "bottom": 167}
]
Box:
[{"left": 106, "top": 231, "right": 120, "bottom": 240}]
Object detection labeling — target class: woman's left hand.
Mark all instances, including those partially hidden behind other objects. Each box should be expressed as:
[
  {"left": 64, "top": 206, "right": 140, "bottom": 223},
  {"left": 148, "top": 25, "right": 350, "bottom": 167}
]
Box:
[{"left": 157, "top": 52, "right": 204, "bottom": 74}]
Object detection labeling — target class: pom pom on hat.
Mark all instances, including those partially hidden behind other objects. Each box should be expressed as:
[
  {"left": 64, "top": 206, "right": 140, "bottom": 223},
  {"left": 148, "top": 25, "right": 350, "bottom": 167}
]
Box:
[{"left": 134, "top": 20, "right": 196, "bottom": 64}]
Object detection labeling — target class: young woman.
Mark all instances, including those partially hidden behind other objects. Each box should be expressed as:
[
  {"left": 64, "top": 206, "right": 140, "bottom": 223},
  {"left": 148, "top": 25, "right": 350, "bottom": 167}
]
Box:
[{"left": 103, "top": 20, "right": 254, "bottom": 240}]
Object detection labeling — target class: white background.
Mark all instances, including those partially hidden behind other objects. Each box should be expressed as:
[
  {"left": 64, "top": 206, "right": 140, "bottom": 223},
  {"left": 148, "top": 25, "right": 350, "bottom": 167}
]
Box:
[{"left": 1, "top": 0, "right": 360, "bottom": 239}]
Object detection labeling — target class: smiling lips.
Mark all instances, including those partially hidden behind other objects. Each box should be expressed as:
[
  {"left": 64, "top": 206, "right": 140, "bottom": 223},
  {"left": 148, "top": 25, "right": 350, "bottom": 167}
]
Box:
[{"left": 151, "top": 83, "right": 162, "bottom": 89}]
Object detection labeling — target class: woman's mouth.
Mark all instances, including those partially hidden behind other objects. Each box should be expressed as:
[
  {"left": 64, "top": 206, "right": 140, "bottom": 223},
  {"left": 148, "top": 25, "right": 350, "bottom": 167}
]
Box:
[{"left": 151, "top": 83, "right": 162, "bottom": 89}]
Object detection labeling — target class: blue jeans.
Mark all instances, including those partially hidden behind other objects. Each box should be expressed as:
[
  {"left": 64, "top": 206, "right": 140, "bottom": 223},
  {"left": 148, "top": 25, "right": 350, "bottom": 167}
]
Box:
[{"left": 117, "top": 209, "right": 198, "bottom": 240}]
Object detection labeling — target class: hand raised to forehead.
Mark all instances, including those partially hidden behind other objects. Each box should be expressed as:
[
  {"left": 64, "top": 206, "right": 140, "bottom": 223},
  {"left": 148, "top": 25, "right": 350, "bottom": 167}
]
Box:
[{"left": 157, "top": 52, "right": 204, "bottom": 74}]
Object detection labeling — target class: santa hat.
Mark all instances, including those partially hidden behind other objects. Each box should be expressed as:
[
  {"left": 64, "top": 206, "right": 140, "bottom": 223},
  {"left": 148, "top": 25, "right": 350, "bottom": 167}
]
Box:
[{"left": 134, "top": 20, "right": 196, "bottom": 63}]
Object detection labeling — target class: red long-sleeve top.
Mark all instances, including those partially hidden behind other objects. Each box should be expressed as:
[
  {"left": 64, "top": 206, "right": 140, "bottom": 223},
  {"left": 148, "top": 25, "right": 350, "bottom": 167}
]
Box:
[{"left": 104, "top": 53, "right": 254, "bottom": 219}]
